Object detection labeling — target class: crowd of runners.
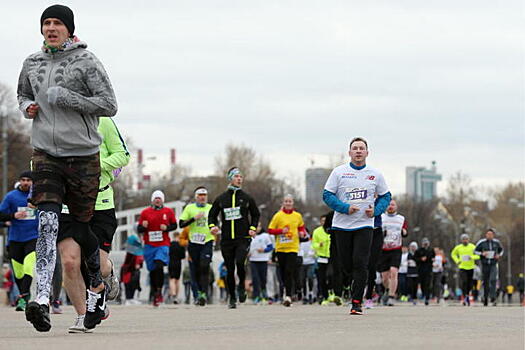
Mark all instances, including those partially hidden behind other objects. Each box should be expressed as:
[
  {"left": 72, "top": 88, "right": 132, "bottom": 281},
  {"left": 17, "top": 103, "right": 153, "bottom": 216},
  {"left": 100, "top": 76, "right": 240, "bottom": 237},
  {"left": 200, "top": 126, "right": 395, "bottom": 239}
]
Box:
[{"left": 0, "top": 4, "right": 523, "bottom": 335}]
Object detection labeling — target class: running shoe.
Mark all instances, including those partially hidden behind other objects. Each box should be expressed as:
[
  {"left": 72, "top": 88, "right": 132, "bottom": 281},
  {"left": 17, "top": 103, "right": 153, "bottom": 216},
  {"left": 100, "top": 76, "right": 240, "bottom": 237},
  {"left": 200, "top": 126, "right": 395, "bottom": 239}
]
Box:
[
  {"left": 102, "top": 305, "right": 110, "bottom": 320},
  {"left": 197, "top": 292, "right": 207, "bottom": 306},
  {"left": 237, "top": 286, "right": 247, "bottom": 303},
  {"left": 387, "top": 296, "right": 395, "bottom": 306},
  {"left": 228, "top": 297, "right": 237, "bottom": 309},
  {"left": 321, "top": 299, "right": 330, "bottom": 306},
  {"left": 15, "top": 296, "right": 27, "bottom": 312},
  {"left": 332, "top": 295, "right": 342, "bottom": 306},
  {"left": 483, "top": 298, "right": 488, "bottom": 307},
  {"left": 350, "top": 300, "right": 363, "bottom": 315},
  {"left": 25, "top": 302, "right": 51, "bottom": 332},
  {"left": 283, "top": 296, "right": 292, "bottom": 307},
  {"left": 68, "top": 314, "right": 93, "bottom": 334},
  {"left": 364, "top": 299, "right": 374, "bottom": 309},
  {"left": 84, "top": 287, "right": 107, "bottom": 330},
  {"left": 51, "top": 299, "right": 63, "bottom": 314},
  {"left": 253, "top": 296, "right": 261, "bottom": 305},
  {"left": 465, "top": 296, "right": 470, "bottom": 306},
  {"left": 103, "top": 260, "right": 120, "bottom": 301},
  {"left": 381, "top": 293, "right": 389, "bottom": 306},
  {"left": 153, "top": 293, "right": 162, "bottom": 307}
]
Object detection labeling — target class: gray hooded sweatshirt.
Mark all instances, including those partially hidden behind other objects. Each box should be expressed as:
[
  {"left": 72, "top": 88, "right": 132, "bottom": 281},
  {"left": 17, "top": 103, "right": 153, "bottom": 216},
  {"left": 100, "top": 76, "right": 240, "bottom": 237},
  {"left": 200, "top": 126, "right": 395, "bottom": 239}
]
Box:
[{"left": 17, "top": 40, "right": 117, "bottom": 157}]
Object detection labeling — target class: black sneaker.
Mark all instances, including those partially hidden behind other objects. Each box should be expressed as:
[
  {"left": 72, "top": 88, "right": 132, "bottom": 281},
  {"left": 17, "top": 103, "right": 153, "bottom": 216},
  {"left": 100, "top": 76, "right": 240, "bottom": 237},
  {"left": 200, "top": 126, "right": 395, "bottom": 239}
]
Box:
[
  {"left": 25, "top": 301, "right": 51, "bottom": 332},
  {"left": 84, "top": 287, "right": 107, "bottom": 330},
  {"left": 237, "top": 286, "right": 247, "bottom": 303},
  {"left": 228, "top": 297, "right": 237, "bottom": 309},
  {"left": 483, "top": 298, "right": 488, "bottom": 307},
  {"left": 350, "top": 300, "right": 363, "bottom": 315}
]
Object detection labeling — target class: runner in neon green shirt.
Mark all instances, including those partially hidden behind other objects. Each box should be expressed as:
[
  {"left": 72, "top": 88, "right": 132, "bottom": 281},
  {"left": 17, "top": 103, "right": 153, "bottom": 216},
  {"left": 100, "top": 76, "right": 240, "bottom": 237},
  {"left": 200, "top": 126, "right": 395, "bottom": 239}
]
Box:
[
  {"left": 179, "top": 187, "right": 214, "bottom": 306},
  {"left": 451, "top": 234, "right": 480, "bottom": 306}
]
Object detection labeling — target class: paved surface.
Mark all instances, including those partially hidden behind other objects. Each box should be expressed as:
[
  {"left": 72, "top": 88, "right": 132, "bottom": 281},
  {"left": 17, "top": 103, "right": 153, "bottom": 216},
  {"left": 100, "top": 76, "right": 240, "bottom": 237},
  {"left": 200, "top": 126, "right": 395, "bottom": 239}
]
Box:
[{"left": 0, "top": 303, "right": 523, "bottom": 350}]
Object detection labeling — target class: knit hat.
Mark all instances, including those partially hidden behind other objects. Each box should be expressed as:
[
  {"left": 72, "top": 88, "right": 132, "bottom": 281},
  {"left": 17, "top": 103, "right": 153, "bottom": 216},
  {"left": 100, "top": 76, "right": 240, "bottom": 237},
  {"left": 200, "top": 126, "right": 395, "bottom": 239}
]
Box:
[
  {"left": 460, "top": 233, "right": 469, "bottom": 241},
  {"left": 151, "top": 190, "right": 165, "bottom": 203},
  {"left": 40, "top": 5, "right": 75, "bottom": 37},
  {"left": 19, "top": 171, "right": 32, "bottom": 180}
]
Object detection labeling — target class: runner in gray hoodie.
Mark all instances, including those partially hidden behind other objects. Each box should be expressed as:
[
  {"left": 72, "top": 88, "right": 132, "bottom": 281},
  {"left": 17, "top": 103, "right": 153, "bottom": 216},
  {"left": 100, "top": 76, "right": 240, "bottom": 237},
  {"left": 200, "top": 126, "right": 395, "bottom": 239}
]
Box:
[{"left": 17, "top": 4, "right": 117, "bottom": 332}]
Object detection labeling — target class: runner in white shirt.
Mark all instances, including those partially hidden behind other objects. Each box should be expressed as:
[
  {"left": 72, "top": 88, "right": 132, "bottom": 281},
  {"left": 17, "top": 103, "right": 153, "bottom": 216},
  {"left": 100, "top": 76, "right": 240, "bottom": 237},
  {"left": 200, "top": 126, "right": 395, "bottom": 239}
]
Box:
[
  {"left": 323, "top": 137, "right": 391, "bottom": 315},
  {"left": 398, "top": 246, "right": 409, "bottom": 302},
  {"left": 378, "top": 200, "right": 407, "bottom": 306},
  {"left": 299, "top": 237, "right": 316, "bottom": 304},
  {"left": 249, "top": 224, "right": 273, "bottom": 304}
]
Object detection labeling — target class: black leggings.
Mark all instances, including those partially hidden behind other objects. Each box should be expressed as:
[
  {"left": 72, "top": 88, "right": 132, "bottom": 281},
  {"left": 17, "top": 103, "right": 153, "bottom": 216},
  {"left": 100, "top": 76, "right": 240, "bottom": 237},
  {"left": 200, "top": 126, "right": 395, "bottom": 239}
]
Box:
[
  {"left": 317, "top": 261, "right": 330, "bottom": 300},
  {"left": 221, "top": 239, "right": 250, "bottom": 300},
  {"left": 9, "top": 239, "right": 37, "bottom": 295},
  {"left": 333, "top": 228, "right": 373, "bottom": 303},
  {"left": 276, "top": 252, "right": 298, "bottom": 298},
  {"left": 460, "top": 269, "right": 474, "bottom": 298},
  {"left": 407, "top": 276, "right": 418, "bottom": 300},
  {"left": 365, "top": 227, "right": 383, "bottom": 300},
  {"left": 418, "top": 270, "right": 432, "bottom": 300},
  {"left": 150, "top": 260, "right": 165, "bottom": 295},
  {"left": 188, "top": 241, "right": 213, "bottom": 294}
]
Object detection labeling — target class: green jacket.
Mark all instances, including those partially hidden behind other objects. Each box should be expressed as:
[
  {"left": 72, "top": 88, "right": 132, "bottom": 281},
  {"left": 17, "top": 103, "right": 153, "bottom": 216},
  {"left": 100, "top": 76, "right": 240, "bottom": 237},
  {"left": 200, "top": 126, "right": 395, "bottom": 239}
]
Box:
[
  {"left": 96, "top": 117, "right": 130, "bottom": 211},
  {"left": 311, "top": 226, "right": 330, "bottom": 258},
  {"left": 451, "top": 243, "right": 480, "bottom": 270}
]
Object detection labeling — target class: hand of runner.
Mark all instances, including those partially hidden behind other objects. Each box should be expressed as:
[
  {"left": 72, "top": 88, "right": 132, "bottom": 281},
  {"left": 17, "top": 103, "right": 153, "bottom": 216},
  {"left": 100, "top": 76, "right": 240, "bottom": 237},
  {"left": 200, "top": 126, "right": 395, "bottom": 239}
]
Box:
[
  {"left": 194, "top": 212, "right": 205, "bottom": 220},
  {"left": 348, "top": 205, "right": 360, "bottom": 215},
  {"left": 210, "top": 226, "right": 219, "bottom": 235},
  {"left": 282, "top": 226, "right": 290, "bottom": 234},
  {"left": 365, "top": 205, "right": 374, "bottom": 218},
  {"left": 248, "top": 230, "right": 256, "bottom": 237},
  {"left": 160, "top": 224, "right": 167, "bottom": 231},
  {"left": 257, "top": 248, "right": 264, "bottom": 253},
  {"left": 26, "top": 104, "right": 39, "bottom": 119},
  {"left": 142, "top": 220, "right": 148, "bottom": 228},
  {"left": 421, "top": 256, "right": 427, "bottom": 262},
  {"left": 299, "top": 231, "right": 307, "bottom": 239},
  {"left": 14, "top": 211, "right": 28, "bottom": 219},
  {"left": 482, "top": 251, "right": 489, "bottom": 257},
  {"left": 494, "top": 254, "right": 500, "bottom": 260}
]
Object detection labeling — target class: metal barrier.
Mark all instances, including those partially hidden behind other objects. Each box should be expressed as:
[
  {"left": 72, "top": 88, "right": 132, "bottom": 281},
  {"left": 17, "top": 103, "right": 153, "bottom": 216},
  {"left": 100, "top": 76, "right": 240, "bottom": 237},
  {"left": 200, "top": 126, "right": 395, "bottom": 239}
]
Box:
[{"left": 113, "top": 201, "right": 185, "bottom": 251}]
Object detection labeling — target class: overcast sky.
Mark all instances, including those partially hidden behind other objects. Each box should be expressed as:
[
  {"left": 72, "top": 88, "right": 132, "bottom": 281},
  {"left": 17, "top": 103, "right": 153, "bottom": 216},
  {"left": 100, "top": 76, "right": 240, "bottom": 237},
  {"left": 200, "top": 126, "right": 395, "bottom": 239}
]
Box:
[{"left": 1, "top": 0, "right": 523, "bottom": 198}]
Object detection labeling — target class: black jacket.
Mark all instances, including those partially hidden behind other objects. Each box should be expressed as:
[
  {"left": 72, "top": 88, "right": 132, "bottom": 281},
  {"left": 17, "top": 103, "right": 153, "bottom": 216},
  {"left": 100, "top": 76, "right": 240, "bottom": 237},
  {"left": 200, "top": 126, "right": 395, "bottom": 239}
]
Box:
[
  {"left": 414, "top": 247, "right": 435, "bottom": 272},
  {"left": 208, "top": 189, "right": 260, "bottom": 241},
  {"left": 169, "top": 241, "right": 186, "bottom": 261},
  {"left": 475, "top": 238, "right": 504, "bottom": 265}
]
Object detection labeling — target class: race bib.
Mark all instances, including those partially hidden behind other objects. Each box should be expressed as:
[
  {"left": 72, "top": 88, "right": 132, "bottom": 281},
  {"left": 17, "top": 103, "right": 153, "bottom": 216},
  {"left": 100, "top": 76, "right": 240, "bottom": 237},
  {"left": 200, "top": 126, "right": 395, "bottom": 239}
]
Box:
[
  {"left": 345, "top": 188, "right": 368, "bottom": 202},
  {"left": 408, "top": 260, "right": 416, "bottom": 267},
  {"left": 190, "top": 233, "right": 206, "bottom": 245},
  {"left": 279, "top": 234, "right": 293, "bottom": 244},
  {"left": 486, "top": 251, "right": 495, "bottom": 259},
  {"left": 195, "top": 217, "right": 207, "bottom": 227},
  {"left": 61, "top": 205, "right": 70, "bottom": 214},
  {"left": 149, "top": 231, "right": 164, "bottom": 242},
  {"left": 317, "top": 257, "right": 329, "bottom": 264},
  {"left": 461, "top": 255, "right": 471, "bottom": 262},
  {"left": 17, "top": 207, "right": 36, "bottom": 220},
  {"left": 224, "top": 207, "right": 242, "bottom": 221}
]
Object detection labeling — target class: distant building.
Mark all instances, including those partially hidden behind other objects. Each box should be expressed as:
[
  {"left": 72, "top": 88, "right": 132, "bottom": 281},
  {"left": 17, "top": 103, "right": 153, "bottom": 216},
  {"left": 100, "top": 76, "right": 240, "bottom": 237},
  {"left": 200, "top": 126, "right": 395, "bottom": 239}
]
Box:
[
  {"left": 406, "top": 161, "right": 442, "bottom": 201},
  {"left": 305, "top": 168, "right": 332, "bottom": 205}
]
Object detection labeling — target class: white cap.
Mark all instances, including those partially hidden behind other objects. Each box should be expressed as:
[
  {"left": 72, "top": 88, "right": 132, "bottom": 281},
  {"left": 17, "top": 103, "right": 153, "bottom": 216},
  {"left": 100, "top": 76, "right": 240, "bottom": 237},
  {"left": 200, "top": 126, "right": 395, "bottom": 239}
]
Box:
[
  {"left": 195, "top": 188, "right": 208, "bottom": 195},
  {"left": 151, "top": 190, "right": 165, "bottom": 203}
]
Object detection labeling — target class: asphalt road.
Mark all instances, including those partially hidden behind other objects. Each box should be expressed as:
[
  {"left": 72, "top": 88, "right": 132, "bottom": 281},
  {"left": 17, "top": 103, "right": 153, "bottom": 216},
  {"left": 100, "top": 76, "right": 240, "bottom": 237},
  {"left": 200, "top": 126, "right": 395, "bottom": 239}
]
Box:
[{"left": 0, "top": 303, "right": 523, "bottom": 350}]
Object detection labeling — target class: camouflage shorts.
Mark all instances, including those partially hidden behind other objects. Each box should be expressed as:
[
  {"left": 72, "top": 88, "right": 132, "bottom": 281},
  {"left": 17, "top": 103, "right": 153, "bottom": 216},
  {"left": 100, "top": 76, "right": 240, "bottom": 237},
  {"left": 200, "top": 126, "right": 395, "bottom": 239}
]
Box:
[{"left": 31, "top": 149, "right": 100, "bottom": 223}]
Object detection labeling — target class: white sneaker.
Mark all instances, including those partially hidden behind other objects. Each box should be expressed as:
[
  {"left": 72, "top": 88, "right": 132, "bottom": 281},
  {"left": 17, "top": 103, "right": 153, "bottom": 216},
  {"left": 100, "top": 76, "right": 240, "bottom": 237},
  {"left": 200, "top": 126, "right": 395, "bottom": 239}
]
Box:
[
  {"left": 68, "top": 314, "right": 93, "bottom": 334},
  {"left": 103, "top": 260, "right": 120, "bottom": 301},
  {"left": 283, "top": 296, "right": 292, "bottom": 307}
]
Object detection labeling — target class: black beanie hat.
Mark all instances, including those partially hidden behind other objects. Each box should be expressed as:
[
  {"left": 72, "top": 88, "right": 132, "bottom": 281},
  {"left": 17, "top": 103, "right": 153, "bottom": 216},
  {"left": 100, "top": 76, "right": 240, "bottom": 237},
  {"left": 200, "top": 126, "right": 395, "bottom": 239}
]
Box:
[
  {"left": 40, "top": 4, "right": 75, "bottom": 37},
  {"left": 19, "top": 171, "right": 32, "bottom": 180}
]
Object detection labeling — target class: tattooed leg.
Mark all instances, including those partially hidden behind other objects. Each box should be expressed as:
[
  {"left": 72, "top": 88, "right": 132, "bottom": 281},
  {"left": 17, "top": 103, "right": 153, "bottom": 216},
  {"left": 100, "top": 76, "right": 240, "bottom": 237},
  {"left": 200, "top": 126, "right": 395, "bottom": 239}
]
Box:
[{"left": 35, "top": 205, "right": 60, "bottom": 305}]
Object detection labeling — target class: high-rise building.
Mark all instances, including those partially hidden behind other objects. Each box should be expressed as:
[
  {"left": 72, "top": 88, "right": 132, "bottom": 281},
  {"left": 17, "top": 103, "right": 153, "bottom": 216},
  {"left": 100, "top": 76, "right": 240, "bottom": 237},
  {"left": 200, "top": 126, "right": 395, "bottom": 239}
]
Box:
[
  {"left": 305, "top": 168, "right": 332, "bottom": 205},
  {"left": 406, "top": 161, "right": 442, "bottom": 201}
]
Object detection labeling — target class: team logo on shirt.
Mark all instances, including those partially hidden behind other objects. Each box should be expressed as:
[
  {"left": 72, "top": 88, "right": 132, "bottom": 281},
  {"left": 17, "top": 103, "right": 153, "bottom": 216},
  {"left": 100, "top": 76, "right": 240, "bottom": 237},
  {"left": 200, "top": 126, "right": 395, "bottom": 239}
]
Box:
[
  {"left": 342, "top": 173, "right": 357, "bottom": 179},
  {"left": 367, "top": 176, "right": 375, "bottom": 180}
]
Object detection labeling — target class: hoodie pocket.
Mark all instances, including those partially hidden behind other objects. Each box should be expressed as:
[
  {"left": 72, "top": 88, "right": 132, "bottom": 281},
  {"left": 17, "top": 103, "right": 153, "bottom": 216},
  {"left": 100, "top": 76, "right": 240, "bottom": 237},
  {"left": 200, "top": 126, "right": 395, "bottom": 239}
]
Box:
[{"left": 80, "top": 114, "right": 91, "bottom": 139}]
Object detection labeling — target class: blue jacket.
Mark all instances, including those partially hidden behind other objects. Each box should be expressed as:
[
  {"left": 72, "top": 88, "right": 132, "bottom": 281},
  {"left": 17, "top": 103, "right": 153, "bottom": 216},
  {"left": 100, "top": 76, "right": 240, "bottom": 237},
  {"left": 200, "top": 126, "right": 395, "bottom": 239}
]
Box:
[{"left": 0, "top": 188, "right": 38, "bottom": 243}]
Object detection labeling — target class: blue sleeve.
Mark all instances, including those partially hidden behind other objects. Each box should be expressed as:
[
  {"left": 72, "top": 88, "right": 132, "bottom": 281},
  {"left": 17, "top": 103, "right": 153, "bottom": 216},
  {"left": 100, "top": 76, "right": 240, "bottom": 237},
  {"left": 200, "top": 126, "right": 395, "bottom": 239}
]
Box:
[
  {"left": 263, "top": 244, "right": 274, "bottom": 253},
  {"left": 0, "top": 193, "right": 12, "bottom": 214},
  {"left": 323, "top": 190, "right": 350, "bottom": 215},
  {"left": 373, "top": 192, "right": 391, "bottom": 217}
]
